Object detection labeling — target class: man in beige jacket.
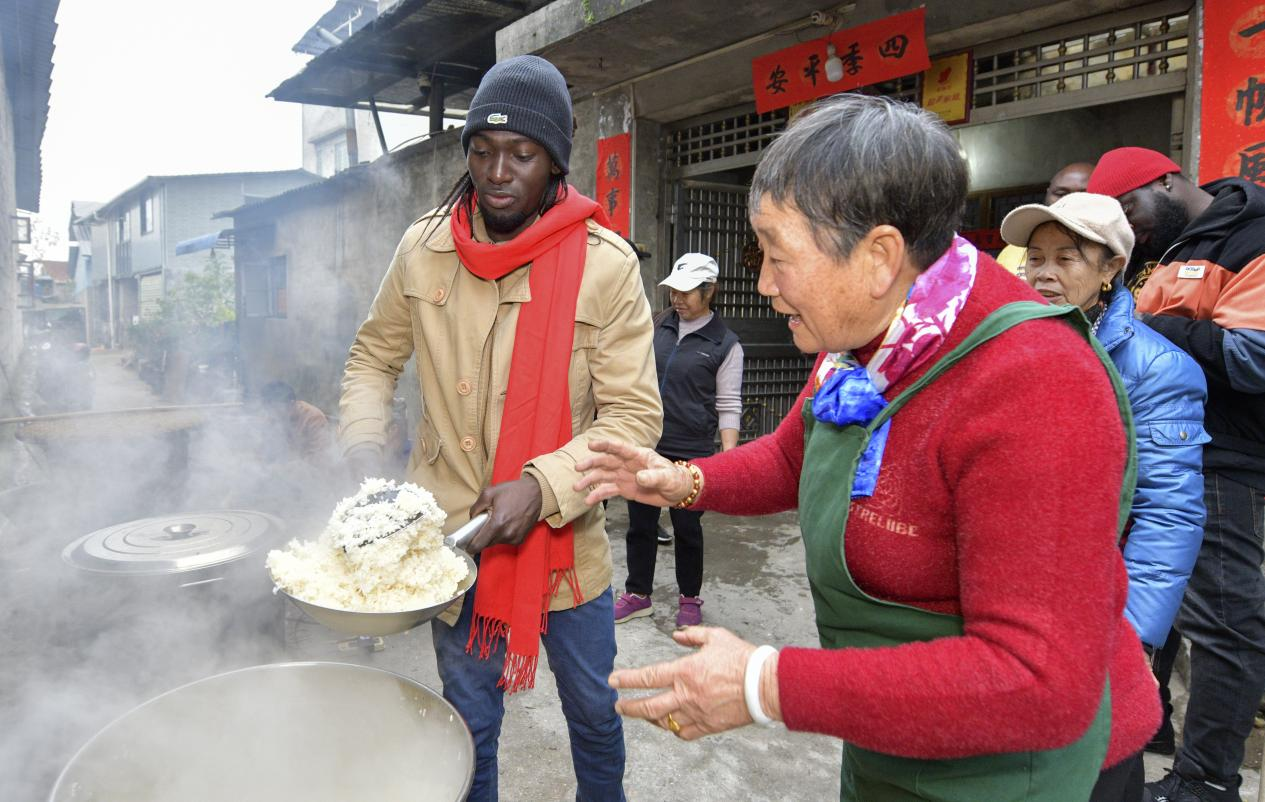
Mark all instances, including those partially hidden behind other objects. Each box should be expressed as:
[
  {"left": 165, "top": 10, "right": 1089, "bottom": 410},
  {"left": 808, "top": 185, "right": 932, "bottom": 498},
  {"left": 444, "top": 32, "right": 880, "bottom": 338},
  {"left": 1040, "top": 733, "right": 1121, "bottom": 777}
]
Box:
[{"left": 338, "top": 55, "right": 660, "bottom": 802}]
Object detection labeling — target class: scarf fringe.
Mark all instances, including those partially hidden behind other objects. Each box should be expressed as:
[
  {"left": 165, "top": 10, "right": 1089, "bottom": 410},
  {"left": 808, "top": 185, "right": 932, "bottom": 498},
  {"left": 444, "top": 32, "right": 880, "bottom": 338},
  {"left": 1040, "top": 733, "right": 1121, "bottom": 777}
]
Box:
[
  {"left": 548, "top": 566, "right": 583, "bottom": 607},
  {"left": 466, "top": 612, "right": 511, "bottom": 661},
  {"left": 465, "top": 566, "right": 586, "bottom": 693},
  {"left": 498, "top": 651, "right": 539, "bottom": 694},
  {"left": 464, "top": 613, "right": 542, "bottom": 693}
]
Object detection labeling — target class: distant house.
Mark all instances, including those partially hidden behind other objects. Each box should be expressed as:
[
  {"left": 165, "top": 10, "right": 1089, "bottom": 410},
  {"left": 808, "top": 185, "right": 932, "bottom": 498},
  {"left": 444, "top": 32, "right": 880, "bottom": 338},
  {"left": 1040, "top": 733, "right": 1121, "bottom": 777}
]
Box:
[
  {"left": 82, "top": 170, "right": 319, "bottom": 347},
  {"left": 1, "top": 0, "right": 60, "bottom": 433},
  {"left": 293, "top": 0, "right": 394, "bottom": 178}
]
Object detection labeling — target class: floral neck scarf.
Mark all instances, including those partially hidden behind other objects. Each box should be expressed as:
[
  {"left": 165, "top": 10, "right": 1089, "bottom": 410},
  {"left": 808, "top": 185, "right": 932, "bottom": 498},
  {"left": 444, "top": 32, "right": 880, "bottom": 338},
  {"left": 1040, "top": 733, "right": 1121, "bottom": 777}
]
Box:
[{"left": 812, "top": 235, "right": 979, "bottom": 497}]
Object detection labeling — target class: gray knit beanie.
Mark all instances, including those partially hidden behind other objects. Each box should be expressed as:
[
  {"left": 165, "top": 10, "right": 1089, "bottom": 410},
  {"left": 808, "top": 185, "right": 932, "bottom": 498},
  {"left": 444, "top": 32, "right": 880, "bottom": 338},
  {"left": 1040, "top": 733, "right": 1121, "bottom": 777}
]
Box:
[{"left": 462, "top": 55, "right": 573, "bottom": 174}]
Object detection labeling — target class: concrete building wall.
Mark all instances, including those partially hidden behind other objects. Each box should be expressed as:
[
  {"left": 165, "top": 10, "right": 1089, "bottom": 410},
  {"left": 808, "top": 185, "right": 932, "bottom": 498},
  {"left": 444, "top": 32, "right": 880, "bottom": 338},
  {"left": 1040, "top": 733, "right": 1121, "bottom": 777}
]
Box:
[
  {"left": 86, "top": 220, "right": 112, "bottom": 345},
  {"left": 0, "top": 48, "right": 19, "bottom": 439},
  {"left": 233, "top": 131, "right": 468, "bottom": 415},
  {"left": 130, "top": 190, "right": 163, "bottom": 275},
  {"left": 165, "top": 172, "right": 316, "bottom": 277}
]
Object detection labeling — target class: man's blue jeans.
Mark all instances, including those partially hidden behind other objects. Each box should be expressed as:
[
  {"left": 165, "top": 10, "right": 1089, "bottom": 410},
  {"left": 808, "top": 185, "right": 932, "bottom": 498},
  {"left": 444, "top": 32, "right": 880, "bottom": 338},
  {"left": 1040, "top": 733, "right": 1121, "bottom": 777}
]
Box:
[{"left": 432, "top": 585, "right": 626, "bottom": 802}]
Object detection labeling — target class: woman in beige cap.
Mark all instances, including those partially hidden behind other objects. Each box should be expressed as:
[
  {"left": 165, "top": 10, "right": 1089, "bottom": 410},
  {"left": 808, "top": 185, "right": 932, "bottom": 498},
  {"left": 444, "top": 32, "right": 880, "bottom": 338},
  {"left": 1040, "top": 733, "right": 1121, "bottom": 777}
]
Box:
[
  {"left": 613, "top": 252, "right": 743, "bottom": 629},
  {"left": 1002, "top": 193, "right": 1210, "bottom": 795}
]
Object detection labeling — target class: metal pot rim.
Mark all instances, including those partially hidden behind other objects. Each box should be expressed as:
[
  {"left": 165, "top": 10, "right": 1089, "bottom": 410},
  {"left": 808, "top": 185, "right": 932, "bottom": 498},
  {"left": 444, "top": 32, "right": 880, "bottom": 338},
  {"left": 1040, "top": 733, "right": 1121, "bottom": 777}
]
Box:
[{"left": 49, "top": 661, "right": 474, "bottom": 802}]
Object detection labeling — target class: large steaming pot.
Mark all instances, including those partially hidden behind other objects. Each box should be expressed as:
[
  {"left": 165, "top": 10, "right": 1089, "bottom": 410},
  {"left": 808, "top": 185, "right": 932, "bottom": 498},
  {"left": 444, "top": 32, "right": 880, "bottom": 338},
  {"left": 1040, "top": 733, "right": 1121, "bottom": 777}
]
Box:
[
  {"left": 62, "top": 509, "right": 284, "bottom": 587},
  {"left": 49, "top": 662, "right": 474, "bottom": 802},
  {"left": 60, "top": 510, "right": 289, "bottom": 667}
]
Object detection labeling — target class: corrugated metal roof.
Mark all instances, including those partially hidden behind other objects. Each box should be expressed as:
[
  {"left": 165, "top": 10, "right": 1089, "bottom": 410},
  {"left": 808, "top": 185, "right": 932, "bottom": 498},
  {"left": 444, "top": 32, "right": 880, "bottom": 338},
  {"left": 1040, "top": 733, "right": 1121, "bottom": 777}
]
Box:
[
  {"left": 215, "top": 162, "right": 374, "bottom": 221},
  {"left": 2, "top": 0, "right": 61, "bottom": 212},
  {"left": 292, "top": 0, "right": 379, "bottom": 57},
  {"left": 268, "top": 0, "right": 550, "bottom": 115}
]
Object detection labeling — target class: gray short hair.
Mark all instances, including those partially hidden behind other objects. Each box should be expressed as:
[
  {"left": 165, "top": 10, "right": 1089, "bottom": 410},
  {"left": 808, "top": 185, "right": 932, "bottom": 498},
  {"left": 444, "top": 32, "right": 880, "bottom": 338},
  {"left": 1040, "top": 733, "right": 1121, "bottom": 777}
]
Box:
[{"left": 750, "top": 94, "right": 968, "bottom": 269}]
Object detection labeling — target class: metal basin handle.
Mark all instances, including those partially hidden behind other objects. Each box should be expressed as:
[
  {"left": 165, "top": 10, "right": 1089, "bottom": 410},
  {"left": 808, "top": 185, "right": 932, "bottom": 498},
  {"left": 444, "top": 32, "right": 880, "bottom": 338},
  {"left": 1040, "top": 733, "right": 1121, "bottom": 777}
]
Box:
[{"left": 445, "top": 513, "right": 487, "bottom": 552}]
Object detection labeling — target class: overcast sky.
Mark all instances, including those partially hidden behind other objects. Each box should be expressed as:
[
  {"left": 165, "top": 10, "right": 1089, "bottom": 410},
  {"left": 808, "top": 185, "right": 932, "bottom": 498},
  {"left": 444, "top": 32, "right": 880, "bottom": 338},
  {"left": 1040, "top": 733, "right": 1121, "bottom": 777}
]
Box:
[{"left": 36, "top": 0, "right": 424, "bottom": 259}]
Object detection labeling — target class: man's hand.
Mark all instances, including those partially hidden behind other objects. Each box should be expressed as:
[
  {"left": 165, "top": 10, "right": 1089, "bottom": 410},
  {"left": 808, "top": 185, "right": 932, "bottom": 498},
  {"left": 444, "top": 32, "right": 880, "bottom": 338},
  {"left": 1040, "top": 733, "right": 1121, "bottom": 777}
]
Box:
[{"left": 466, "top": 476, "right": 544, "bottom": 553}]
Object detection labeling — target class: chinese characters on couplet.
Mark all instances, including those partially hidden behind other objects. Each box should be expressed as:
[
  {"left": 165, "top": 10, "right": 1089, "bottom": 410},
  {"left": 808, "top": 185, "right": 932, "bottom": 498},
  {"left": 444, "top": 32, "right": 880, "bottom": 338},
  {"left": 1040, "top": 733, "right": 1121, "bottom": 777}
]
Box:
[
  {"left": 767, "top": 64, "right": 789, "bottom": 94},
  {"left": 802, "top": 55, "right": 820, "bottom": 87},
  {"left": 750, "top": 8, "right": 930, "bottom": 113},
  {"left": 839, "top": 42, "right": 864, "bottom": 76},
  {"left": 879, "top": 34, "right": 909, "bottom": 60},
  {"left": 1236, "top": 75, "right": 1265, "bottom": 127},
  {"left": 1199, "top": 1, "right": 1265, "bottom": 187},
  {"left": 594, "top": 133, "right": 631, "bottom": 237},
  {"left": 1239, "top": 141, "right": 1265, "bottom": 184}
]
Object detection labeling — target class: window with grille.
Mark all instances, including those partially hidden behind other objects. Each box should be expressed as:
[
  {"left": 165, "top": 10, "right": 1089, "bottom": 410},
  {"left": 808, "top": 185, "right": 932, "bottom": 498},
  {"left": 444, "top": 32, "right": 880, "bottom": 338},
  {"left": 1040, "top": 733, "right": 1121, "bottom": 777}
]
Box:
[
  {"left": 740, "top": 354, "right": 816, "bottom": 442},
  {"left": 674, "top": 184, "right": 775, "bottom": 321},
  {"left": 973, "top": 7, "right": 1189, "bottom": 110},
  {"left": 664, "top": 74, "right": 921, "bottom": 173},
  {"left": 664, "top": 108, "right": 790, "bottom": 171}
]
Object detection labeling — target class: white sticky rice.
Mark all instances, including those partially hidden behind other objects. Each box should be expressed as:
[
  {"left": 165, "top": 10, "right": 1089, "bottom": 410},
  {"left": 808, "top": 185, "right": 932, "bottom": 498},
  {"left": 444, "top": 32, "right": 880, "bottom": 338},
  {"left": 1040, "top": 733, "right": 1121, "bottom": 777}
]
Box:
[{"left": 266, "top": 478, "right": 469, "bottom": 612}]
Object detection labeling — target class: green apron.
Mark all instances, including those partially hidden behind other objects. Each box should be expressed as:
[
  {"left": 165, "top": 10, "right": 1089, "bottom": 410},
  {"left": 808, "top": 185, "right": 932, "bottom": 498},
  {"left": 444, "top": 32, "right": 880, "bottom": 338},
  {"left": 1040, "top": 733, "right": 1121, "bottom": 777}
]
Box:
[{"left": 798, "top": 302, "right": 1137, "bottom": 802}]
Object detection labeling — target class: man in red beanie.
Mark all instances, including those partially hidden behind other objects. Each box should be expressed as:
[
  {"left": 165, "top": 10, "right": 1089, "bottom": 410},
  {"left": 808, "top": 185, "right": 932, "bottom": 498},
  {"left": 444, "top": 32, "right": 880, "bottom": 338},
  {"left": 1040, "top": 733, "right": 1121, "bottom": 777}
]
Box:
[{"left": 1090, "top": 147, "right": 1265, "bottom": 802}]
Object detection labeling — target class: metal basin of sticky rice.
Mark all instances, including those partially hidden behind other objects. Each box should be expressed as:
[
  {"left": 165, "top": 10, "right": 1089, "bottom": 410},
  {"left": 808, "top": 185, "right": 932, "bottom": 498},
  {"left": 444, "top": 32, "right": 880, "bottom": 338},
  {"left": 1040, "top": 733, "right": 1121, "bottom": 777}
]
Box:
[
  {"left": 271, "top": 547, "right": 476, "bottom": 637},
  {"left": 270, "top": 513, "right": 484, "bottom": 637},
  {"left": 49, "top": 662, "right": 474, "bottom": 802}
]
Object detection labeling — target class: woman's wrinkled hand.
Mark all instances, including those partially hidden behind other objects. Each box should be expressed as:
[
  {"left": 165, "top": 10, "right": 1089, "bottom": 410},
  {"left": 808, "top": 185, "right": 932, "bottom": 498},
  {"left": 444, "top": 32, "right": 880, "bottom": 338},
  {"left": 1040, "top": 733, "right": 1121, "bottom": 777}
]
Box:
[
  {"left": 607, "top": 627, "right": 778, "bottom": 741},
  {"left": 573, "top": 439, "right": 695, "bottom": 508}
]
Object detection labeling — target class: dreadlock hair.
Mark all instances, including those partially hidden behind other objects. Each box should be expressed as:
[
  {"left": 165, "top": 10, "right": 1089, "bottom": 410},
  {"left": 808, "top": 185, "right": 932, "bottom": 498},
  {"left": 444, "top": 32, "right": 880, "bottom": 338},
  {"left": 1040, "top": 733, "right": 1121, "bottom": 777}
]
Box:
[{"left": 416, "top": 168, "right": 569, "bottom": 250}]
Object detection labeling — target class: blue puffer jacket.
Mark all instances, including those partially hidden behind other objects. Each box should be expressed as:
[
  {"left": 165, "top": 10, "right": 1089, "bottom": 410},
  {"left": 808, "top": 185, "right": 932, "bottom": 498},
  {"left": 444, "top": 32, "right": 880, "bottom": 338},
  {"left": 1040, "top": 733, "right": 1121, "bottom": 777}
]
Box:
[{"left": 1097, "top": 284, "right": 1210, "bottom": 647}]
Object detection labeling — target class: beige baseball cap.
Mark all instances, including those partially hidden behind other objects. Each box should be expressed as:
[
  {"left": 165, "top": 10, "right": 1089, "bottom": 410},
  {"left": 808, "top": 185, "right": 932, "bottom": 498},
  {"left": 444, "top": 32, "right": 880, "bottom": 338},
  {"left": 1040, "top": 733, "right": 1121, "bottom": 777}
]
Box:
[
  {"left": 659, "top": 252, "right": 719, "bottom": 291},
  {"left": 1000, "top": 192, "right": 1135, "bottom": 262}
]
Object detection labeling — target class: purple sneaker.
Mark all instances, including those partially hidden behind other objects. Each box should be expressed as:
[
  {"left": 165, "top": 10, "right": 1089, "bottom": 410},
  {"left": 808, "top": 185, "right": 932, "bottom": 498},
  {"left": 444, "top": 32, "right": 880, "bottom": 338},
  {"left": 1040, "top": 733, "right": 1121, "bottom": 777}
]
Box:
[
  {"left": 676, "top": 596, "right": 704, "bottom": 628},
  {"left": 614, "top": 592, "right": 652, "bottom": 623}
]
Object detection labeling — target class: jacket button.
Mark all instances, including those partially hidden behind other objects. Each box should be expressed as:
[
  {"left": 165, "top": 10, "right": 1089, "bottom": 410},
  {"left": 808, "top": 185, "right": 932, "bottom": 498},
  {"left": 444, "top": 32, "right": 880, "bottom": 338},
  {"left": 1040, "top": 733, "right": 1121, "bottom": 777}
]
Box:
[
  {"left": 432, "top": 287, "right": 446, "bottom": 303},
  {"left": 457, "top": 379, "right": 472, "bottom": 396},
  {"left": 460, "top": 436, "right": 476, "bottom": 452},
  {"left": 1180, "top": 431, "right": 1188, "bottom": 440}
]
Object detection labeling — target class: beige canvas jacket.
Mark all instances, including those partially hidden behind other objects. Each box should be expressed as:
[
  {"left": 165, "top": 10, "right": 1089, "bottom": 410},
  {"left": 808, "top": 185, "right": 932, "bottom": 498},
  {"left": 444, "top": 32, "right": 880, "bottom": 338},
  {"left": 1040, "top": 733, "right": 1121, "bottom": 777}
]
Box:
[{"left": 339, "top": 207, "right": 662, "bottom": 617}]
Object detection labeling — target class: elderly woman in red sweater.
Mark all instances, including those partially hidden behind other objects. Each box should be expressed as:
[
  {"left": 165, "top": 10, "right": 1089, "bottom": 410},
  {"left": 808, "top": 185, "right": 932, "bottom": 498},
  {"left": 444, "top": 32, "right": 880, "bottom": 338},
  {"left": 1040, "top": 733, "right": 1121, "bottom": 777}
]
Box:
[{"left": 575, "top": 94, "right": 1159, "bottom": 802}]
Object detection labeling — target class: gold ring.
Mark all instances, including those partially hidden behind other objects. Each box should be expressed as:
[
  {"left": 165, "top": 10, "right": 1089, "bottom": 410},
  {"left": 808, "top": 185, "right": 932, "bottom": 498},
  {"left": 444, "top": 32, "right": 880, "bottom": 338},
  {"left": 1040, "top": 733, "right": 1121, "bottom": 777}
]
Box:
[{"left": 666, "top": 713, "right": 682, "bottom": 734}]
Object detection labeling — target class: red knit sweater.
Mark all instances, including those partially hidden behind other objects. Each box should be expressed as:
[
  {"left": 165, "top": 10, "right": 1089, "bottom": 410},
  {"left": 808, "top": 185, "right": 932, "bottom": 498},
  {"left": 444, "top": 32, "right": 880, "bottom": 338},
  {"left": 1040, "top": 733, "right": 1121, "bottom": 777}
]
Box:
[{"left": 694, "top": 257, "right": 1158, "bottom": 768}]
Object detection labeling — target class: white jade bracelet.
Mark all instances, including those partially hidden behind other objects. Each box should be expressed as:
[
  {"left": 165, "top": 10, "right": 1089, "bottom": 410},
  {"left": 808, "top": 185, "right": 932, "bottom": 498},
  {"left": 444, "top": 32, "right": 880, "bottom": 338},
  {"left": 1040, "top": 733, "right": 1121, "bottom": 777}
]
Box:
[{"left": 744, "top": 644, "right": 779, "bottom": 728}]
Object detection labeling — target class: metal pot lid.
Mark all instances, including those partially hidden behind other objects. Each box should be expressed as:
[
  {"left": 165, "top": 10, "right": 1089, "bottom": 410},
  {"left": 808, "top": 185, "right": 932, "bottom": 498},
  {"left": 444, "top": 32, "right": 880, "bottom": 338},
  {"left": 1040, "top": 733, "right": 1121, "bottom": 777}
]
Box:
[{"left": 62, "top": 510, "right": 285, "bottom": 576}]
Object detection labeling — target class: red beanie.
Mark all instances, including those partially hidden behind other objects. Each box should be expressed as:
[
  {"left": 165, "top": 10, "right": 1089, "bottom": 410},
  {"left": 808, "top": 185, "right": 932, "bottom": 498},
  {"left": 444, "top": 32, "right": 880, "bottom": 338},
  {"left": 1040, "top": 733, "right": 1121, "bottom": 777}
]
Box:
[{"left": 1088, "top": 147, "right": 1182, "bottom": 198}]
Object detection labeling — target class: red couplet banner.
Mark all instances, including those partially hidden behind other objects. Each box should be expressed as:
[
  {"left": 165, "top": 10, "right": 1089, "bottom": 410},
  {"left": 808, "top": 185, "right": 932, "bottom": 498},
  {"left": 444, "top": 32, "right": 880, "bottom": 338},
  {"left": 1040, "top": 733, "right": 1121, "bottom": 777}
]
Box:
[
  {"left": 1200, "top": 1, "right": 1265, "bottom": 185},
  {"left": 595, "top": 133, "right": 632, "bottom": 237},
  {"left": 751, "top": 9, "right": 930, "bottom": 114}
]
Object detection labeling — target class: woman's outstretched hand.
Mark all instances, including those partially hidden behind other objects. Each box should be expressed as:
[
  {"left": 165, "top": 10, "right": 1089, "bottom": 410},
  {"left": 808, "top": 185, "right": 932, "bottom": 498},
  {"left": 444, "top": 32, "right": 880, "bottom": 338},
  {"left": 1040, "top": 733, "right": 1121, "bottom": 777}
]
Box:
[{"left": 573, "top": 439, "right": 696, "bottom": 508}]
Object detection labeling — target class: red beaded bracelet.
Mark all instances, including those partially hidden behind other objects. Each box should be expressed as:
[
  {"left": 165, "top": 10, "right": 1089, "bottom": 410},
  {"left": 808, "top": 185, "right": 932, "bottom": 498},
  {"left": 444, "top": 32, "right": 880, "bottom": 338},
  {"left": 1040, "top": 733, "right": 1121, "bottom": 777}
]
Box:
[{"left": 673, "top": 461, "right": 703, "bottom": 509}]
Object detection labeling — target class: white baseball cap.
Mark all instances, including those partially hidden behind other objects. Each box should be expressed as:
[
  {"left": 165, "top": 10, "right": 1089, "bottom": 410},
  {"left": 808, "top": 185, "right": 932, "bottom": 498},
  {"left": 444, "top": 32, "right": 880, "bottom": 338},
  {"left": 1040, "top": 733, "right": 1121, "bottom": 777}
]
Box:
[
  {"left": 1000, "top": 192, "right": 1135, "bottom": 262},
  {"left": 659, "top": 252, "right": 719, "bottom": 291}
]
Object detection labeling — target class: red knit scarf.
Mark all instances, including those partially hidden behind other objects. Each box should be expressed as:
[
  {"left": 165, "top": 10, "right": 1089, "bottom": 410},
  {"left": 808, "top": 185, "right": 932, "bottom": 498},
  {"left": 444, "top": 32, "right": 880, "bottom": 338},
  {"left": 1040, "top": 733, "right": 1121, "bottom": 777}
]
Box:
[{"left": 450, "top": 187, "right": 611, "bottom": 693}]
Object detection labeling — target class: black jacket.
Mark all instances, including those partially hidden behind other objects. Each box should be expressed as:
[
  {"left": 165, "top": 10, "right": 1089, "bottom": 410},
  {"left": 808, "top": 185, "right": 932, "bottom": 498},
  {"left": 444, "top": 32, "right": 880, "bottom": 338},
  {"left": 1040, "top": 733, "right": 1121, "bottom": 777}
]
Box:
[
  {"left": 652, "top": 311, "right": 739, "bottom": 459},
  {"left": 1137, "top": 178, "right": 1265, "bottom": 485}
]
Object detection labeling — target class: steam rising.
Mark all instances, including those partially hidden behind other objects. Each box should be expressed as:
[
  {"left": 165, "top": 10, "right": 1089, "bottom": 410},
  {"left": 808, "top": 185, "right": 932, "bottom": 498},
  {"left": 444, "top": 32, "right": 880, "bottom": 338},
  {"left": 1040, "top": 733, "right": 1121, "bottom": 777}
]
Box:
[
  {"left": 0, "top": 381, "right": 351, "bottom": 798},
  {"left": 2, "top": 132, "right": 472, "bottom": 800}
]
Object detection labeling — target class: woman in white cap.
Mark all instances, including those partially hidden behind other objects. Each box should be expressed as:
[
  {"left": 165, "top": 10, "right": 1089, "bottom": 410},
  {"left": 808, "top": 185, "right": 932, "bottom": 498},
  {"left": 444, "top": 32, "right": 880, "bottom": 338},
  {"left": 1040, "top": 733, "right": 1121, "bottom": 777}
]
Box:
[
  {"left": 1002, "top": 192, "right": 1210, "bottom": 795},
  {"left": 614, "top": 252, "right": 743, "bottom": 629}
]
